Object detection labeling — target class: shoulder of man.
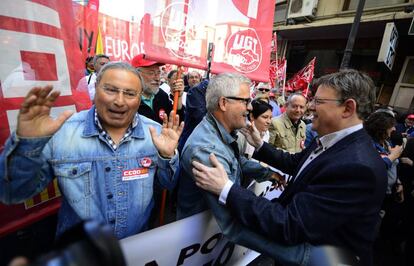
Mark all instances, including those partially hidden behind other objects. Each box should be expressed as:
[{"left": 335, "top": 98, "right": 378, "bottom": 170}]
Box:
[{"left": 138, "top": 114, "right": 162, "bottom": 129}]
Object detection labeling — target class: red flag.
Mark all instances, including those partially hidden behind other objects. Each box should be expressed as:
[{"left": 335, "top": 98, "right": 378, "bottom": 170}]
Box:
[
  {"left": 74, "top": 0, "right": 100, "bottom": 60},
  {"left": 287, "top": 57, "right": 316, "bottom": 91},
  {"left": 269, "top": 58, "right": 286, "bottom": 88}
]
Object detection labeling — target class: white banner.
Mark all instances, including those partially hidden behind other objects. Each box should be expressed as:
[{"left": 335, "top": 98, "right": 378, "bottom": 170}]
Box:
[
  {"left": 120, "top": 177, "right": 284, "bottom": 266},
  {"left": 120, "top": 211, "right": 260, "bottom": 266}
]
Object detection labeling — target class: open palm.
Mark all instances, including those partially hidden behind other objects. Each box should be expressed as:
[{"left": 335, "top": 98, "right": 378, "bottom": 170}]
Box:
[
  {"left": 150, "top": 111, "right": 184, "bottom": 158},
  {"left": 17, "top": 86, "right": 74, "bottom": 137}
]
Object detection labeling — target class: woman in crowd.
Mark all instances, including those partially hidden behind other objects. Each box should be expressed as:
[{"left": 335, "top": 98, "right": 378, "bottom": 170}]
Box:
[
  {"left": 237, "top": 99, "right": 273, "bottom": 159},
  {"left": 364, "top": 110, "right": 405, "bottom": 262}
]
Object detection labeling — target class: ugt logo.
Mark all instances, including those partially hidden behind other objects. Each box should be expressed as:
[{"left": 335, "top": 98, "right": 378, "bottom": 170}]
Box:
[{"left": 226, "top": 28, "right": 262, "bottom": 73}]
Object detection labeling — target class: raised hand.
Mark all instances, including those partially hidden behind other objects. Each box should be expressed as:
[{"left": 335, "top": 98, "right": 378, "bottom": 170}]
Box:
[
  {"left": 149, "top": 111, "right": 184, "bottom": 158},
  {"left": 192, "top": 153, "right": 229, "bottom": 195},
  {"left": 239, "top": 120, "right": 263, "bottom": 149},
  {"left": 17, "top": 86, "right": 74, "bottom": 138}
]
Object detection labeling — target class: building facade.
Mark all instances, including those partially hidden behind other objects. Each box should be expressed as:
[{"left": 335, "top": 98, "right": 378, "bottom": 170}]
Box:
[{"left": 274, "top": 0, "right": 414, "bottom": 115}]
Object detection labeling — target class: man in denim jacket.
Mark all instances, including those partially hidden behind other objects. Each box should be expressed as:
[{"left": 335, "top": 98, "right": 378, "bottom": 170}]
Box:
[
  {"left": 0, "top": 62, "right": 183, "bottom": 239},
  {"left": 177, "top": 73, "right": 312, "bottom": 266}
]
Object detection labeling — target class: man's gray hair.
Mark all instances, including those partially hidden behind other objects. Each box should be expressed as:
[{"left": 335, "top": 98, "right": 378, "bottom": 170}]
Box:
[
  {"left": 313, "top": 69, "right": 376, "bottom": 120},
  {"left": 206, "top": 73, "right": 251, "bottom": 113},
  {"left": 95, "top": 61, "right": 144, "bottom": 89},
  {"left": 93, "top": 54, "right": 110, "bottom": 67}
]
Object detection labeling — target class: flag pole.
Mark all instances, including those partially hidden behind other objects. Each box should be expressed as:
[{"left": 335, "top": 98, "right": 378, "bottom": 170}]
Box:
[
  {"left": 282, "top": 61, "right": 286, "bottom": 99},
  {"left": 205, "top": 42, "right": 214, "bottom": 79}
]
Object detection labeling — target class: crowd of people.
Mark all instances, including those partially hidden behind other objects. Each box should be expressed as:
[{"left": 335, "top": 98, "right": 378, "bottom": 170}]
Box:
[{"left": 1, "top": 53, "right": 414, "bottom": 266}]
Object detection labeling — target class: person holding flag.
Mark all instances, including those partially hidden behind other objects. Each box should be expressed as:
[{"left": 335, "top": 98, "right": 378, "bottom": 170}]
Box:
[{"left": 132, "top": 54, "right": 185, "bottom": 124}]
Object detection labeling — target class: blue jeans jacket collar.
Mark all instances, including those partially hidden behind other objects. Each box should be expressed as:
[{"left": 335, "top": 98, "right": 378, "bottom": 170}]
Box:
[
  {"left": 206, "top": 113, "right": 237, "bottom": 146},
  {"left": 82, "top": 106, "right": 145, "bottom": 139}
]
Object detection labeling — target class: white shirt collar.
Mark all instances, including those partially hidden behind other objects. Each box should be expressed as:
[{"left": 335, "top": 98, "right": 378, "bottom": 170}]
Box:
[{"left": 319, "top": 123, "right": 363, "bottom": 150}]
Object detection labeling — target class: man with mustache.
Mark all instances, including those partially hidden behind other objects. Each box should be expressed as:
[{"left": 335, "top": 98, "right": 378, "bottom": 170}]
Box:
[
  {"left": 0, "top": 62, "right": 183, "bottom": 239},
  {"left": 132, "top": 54, "right": 184, "bottom": 124}
]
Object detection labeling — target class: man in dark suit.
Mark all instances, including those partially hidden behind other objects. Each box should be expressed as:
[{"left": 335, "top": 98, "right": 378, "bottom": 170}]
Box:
[{"left": 192, "top": 69, "right": 387, "bottom": 266}]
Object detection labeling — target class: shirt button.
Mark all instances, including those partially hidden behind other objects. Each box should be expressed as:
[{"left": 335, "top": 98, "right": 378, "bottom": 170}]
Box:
[
  {"left": 105, "top": 167, "right": 111, "bottom": 172},
  {"left": 72, "top": 169, "right": 77, "bottom": 175},
  {"left": 107, "top": 194, "right": 113, "bottom": 199},
  {"left": 109, "top": 219, "right": 116, "bottom": 224}
]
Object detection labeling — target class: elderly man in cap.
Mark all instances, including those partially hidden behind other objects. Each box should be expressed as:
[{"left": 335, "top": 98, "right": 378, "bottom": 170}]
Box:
[
  {"left": 396, "top": 113, "right": 414, "bottom": 137},
  {"left": 131, "top": 54, "right": 185, "bottom": 124}
]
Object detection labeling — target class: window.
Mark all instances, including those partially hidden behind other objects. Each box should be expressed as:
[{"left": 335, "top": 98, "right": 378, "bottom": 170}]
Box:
[{"left": 343, "top": 0, "right": 408, "bottom": 11}]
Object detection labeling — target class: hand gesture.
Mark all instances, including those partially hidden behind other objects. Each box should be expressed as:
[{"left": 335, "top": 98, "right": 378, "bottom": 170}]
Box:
[
  {"left": 192, "top": 153, "right": 229, "bottom": 195},
  {"left": 239, "top": 121, "right": 263, "bottom": 149},
  {"left": 17, "top": 86, "right": 74, "bottom": 138},
  {"left": 149, "top": 111, "right": 184, "bottom": 158}
]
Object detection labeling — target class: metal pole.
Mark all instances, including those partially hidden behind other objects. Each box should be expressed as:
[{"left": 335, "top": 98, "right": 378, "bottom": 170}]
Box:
[{"left": 340, "top": 0, "right": 366, "bottom": 70}]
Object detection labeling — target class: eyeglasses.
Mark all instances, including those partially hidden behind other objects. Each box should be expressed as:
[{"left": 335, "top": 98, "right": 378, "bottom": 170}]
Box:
[
  {"left": 139, "top": 70, "right": 161, "bottom": 77},
  {"left": 310, "top": 97, "right": 342, "bottom": 105},
  {"left": 101, "top": 85, "right": 139, "bottom": 99},
  {"left": 225, "top": 96, "right": 252, "bottom": 107},
  {"left": 257, "top": 88, "right": 270, "bottom": 92}
]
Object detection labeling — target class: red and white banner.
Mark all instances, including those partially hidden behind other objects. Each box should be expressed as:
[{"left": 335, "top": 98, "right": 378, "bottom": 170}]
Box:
[
  {"left": 0, "top": 0, "right": 91, "bottom": 235},
  {"left": 85, "top": 0, "right": 275, "bottom": 81},
  {"left": 287, "top": 57, "right": 316, "bottom": 92},
  {"left": 141, "top": 0, "right": 276, "bottom": 81},
  {"left": 269, "top": 58, "right": 286, "bottom": 88}
]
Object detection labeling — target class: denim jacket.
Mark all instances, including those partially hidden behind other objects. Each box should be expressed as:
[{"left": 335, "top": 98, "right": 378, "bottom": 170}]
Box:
[
  {"left": 177, "top": 113, "right": 311, "bottom": 266},
  {"left": 0, "top": 107, "right": 178, "bottom": 239}
]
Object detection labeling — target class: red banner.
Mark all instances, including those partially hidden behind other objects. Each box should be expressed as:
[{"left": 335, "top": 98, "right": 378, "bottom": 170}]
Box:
[
  {"left": 287, "top": 57, "right": 316, "bottom": 93},
  {"left": 0, "top": 0, "right": 91, "bottom": 236},
  {"left": 141, "top": 0, "right": 276, "bottom": 81},
  {"left": 269, "top": 58, "right": 286, "bottom": 88}
]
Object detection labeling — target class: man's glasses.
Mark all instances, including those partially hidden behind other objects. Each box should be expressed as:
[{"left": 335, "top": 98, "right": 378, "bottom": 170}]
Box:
[
  {"left": 257, "top": 88, "right": 270, "bottom": 92},
  {"left": 225, "top": 96, "right": 252, "bottom": 107},
  {"left": 139, "top": 70, "right": 161, "bottom": 77},
  {"left": 101, "top": 85, "right": 139, "bottom": 99},
  {"left": 310, "top": 97, "right": 342, "bottom": 105}
]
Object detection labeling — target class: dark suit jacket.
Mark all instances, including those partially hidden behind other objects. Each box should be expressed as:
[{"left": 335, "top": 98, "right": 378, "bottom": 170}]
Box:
[{"left": 227, "top": 128, "right": 387, "bottom": 266}]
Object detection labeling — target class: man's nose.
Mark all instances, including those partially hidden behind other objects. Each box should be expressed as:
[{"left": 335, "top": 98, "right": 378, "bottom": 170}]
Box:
[{"left": 114, "top": 91, "right": 126, "bottom": 104}]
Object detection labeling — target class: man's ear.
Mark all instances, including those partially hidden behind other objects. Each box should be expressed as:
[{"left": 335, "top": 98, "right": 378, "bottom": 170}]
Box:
[
  {"left": 218, "top": 97, "right": 227, "bottom": 111},
  {"left": 342, "top": 98, "right": 357, "bottom": 118}
]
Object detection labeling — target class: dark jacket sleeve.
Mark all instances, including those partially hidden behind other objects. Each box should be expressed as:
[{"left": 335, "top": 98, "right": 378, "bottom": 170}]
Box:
[{"left": 226, "top": 163, "right": 382, "bottom": 245}]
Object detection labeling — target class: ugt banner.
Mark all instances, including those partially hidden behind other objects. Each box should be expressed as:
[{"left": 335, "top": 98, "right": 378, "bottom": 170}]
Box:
[
  {"left": 140, "top": 0, "right": 276, "bottom": 81},
  {"left": 0, "top": 0, "right": 91, "bottom": 236},
  {"left": 89, "top": 0, "right": 275, "bottom": 81}
]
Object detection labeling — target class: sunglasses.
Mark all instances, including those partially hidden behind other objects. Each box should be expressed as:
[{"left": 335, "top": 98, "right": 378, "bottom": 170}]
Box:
[{"left": 257, "top": 88, "right": 270, "bottom": 92}]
